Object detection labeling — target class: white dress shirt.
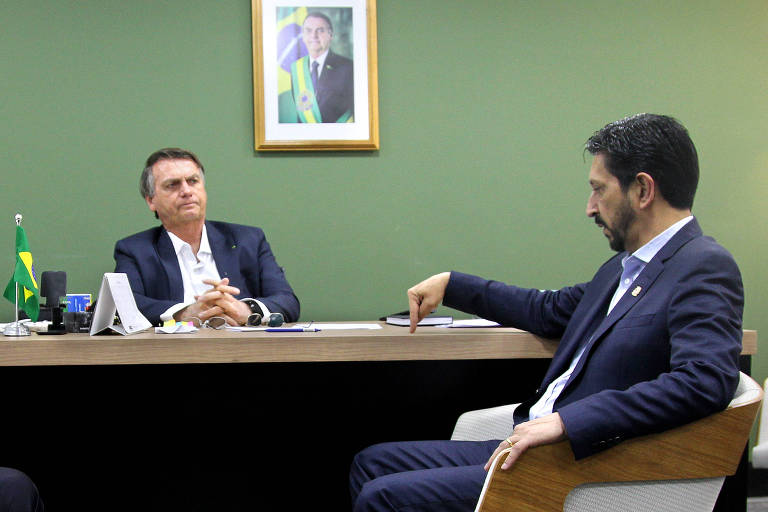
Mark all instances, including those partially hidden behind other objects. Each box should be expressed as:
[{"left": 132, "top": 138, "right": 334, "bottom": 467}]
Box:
[{"left": 159, "top": 225, "right": 221, "bottom": 322}]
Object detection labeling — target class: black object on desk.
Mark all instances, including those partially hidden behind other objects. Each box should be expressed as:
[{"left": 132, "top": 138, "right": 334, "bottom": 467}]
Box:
[
  {"left": 380, "top": 310, "right": 453, "bottom": 326},
  {"left": 38, "top": 271, "right": 67, "bottom": 334}
]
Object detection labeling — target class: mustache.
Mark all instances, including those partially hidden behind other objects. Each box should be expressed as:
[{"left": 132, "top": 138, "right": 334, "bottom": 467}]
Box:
[{"left": 594, "top": 215, "right": 605, "bottom": 228}]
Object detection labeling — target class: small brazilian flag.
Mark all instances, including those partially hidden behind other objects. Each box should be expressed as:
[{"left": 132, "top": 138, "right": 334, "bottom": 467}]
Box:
[{"left": 3, "top": 225, "right": 40, "bottom": 321}]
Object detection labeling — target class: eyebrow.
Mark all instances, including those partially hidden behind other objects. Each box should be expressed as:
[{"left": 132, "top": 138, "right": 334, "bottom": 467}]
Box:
[
  {"left": 161, "top": 173, "right": 201, "bottom": 185},
  {"left": 589, "top": 179, "right": 604, "bottom": 188}
]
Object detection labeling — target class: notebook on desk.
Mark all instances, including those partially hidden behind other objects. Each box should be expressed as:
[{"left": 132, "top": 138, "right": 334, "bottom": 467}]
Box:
[{"left": 381, "top": 311, "right": 453, "bottom": 327}]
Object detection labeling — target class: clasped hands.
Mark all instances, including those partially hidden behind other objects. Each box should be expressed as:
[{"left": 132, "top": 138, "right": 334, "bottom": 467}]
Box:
[
  {"left": 408, "top": 271, "right": 568, "bottom": 470},
  {"left": 175, "top": 277, "right": 251, "bottom": 326}
]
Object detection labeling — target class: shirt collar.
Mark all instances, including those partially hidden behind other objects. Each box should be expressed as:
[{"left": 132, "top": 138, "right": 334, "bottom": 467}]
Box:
[
  {"left": 166, "top": 224, "right": 212, "bottom": 257},
  {"left": 622, "top": 215, "right": 693, "bottom": 267},
  {"left": 311, "top": 50, "right": 329, "bottom": 70}
]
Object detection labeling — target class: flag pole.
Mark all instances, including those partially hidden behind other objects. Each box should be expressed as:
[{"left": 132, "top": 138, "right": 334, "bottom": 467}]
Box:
[
  {"left": 3, "top": 213, "right": 30, "bottom": 337},
  {"left": 13, "top": 215, "right": 21, "bottom": 323},
  {"left": 14, "top": 279, "right": 19, "bottom": 324}
]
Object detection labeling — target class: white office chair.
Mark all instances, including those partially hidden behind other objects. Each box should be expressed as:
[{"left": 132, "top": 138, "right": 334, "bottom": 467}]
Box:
[{"left": 452, "top": 372, "right": 763, "bottom": 512}]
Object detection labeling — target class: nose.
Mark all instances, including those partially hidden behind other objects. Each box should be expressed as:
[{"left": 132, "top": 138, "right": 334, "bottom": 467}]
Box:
[
  {"left": 586, "top": 193, "right": 598, "bottom": 218},
  {"left": 179, "top": 180, "right": 193, "bottom": 196}
]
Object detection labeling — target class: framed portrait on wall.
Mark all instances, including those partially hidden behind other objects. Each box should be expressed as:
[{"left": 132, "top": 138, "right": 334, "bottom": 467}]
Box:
[{"left": 251, "top": 0, "right": 379, "bottom": 151}]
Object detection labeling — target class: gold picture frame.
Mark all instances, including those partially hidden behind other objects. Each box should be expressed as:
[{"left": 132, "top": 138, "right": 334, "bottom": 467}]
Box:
[{"left": 251, "top": 0, "right": 379, "bottom": 151}]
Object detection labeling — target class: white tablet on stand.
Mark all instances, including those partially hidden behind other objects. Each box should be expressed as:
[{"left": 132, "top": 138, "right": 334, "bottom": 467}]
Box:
[{"left": 90, "top": 273, "right": 152, "bottom": 335}]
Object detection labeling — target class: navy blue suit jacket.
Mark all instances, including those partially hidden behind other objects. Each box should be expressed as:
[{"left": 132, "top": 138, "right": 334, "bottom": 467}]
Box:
[
  {"left": 444, "top": 218, "right": 743, "bottom": 459},
  {"left": 114, "top": 221, "right": 300, "bottom": 326},
  {"left": 315, "top": 51, "right": 354, "bottom": 123}
]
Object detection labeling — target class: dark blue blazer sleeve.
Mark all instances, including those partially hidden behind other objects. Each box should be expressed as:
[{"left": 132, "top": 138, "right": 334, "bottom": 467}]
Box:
[{"left": 443, "top": 271, "right": 585, "bottom": 339}]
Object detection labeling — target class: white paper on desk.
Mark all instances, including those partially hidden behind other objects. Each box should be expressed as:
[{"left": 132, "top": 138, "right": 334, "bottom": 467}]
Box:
[
  {"left": 155, "top": 324, "right": 198, "bottom": 334},
  {"left": 439, "top": 318, "right": 501, "bottom": 328},
  {"left": 90, "top": 273, "right": 152, "bottom": 335},
  {"left": 306, "top": 323, "right": 381, "bottom": 330}
]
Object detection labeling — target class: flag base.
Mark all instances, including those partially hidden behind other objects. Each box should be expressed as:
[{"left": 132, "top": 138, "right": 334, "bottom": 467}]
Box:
[{"left": 3, "top": 321, "right": 30, "bottom": 337}]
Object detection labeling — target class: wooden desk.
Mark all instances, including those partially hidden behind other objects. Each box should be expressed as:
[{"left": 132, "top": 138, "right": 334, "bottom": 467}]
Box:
[
  {"left": 0, "top": 323, "right": 756, "bottom": 366},
  {"left": 0, "top": 324, "right": 756, "bottom": 512}
]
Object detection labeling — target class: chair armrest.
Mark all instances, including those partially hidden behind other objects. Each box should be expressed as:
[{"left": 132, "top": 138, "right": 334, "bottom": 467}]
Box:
[{"left": 476, "top": 385, "right": 762, "bottom": 512}]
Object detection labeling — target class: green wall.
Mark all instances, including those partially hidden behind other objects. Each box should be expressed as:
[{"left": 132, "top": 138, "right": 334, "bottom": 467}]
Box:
[{"left": 2, "top": 1, "right": 767, "bottom": 381}]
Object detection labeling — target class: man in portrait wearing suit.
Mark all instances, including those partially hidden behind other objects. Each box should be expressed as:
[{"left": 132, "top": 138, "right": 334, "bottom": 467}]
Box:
[
  {"left": 288, "top": 11, "right": 354, "bottom": 123},
  {"left": 114, "top": 147, "right": 299, "bottom": 327},
  {"left": 350, "top": 114, "right": 744, "bottom": 511}
]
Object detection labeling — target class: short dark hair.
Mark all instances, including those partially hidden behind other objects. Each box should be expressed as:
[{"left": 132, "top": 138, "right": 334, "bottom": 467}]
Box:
[
  {"left": 304, "top": 12, "right": 333, "bottom": 33},
  {"left": 140, "top": 147, "right": 205, "bottom": 199},
  {"left": 585, "top": 114, "right": 699, "bottom": 209}
]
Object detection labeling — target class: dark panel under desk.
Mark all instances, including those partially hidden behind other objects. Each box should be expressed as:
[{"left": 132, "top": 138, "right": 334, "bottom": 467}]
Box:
[{"left": 0, "top": 358, "right": 549, "bottom": 511}]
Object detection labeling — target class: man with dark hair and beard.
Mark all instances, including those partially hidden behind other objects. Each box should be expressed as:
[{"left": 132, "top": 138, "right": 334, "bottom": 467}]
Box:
[{"left": 350, "top": 114, "right": 744, "bottom": 512}]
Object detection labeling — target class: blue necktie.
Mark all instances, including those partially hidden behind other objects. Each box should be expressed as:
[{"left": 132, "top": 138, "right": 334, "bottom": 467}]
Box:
[{"left": 311, "top": 61, "right": 319, "bottom": 93}]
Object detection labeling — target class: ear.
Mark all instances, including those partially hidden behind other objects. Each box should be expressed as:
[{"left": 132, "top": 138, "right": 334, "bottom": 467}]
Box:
[
  {"left": 633, "top": 172, "right": 656, "bottom": 209},
  {"left": 145, "top": 195, "right": 156, "bottom": 213}
]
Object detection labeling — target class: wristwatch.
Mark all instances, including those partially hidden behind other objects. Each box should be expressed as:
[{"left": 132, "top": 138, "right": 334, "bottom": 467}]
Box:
[{"left": 241, "top": 298, "right": 263, "bottom": 326}]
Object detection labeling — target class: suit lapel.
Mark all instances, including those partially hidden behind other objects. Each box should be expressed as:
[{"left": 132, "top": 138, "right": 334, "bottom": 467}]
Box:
[
  {"left": 155, "top": 229, "right": 184, "bottom": 300},
  {"left": 541, "top": 262, "right": 621, "bottom": 384},
  {"left": 566, "top": 267, "right": 619, "bottom": 356},
  {"left": 319, "top": 52, "right": 335, "bottom": 83},
  {"left": 206, "top": 222, "right": 238, "bottom": 281},
  {"left": 586, "top": 259, "right": 662, "bottom": 346}
]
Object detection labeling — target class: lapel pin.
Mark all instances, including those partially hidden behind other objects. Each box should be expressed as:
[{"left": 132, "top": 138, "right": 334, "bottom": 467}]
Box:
[{"left": 631, "top": 286, "right": 642, "bottom": 297}]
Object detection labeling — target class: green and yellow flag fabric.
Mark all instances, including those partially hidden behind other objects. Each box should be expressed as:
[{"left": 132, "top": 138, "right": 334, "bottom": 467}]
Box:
[
  {"left": 277, "top": 7, "right": 309, "bottom": 123},
  {"left": 3, "top": 225, "right": 40, "bottom": 321}
]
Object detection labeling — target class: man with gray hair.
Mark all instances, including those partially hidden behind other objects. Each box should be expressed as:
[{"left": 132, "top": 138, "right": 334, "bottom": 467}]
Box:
[{"left": 114, "top": 147, "right": 299, "bottom": 326}]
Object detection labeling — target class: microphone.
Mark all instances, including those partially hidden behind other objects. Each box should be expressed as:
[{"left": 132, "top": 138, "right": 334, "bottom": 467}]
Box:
[
  {"left": 39, "top": 271, "right": 66, "bottom": 333},
  {"left": 41, "top": 271, "right": 66, "bottom": 307}
]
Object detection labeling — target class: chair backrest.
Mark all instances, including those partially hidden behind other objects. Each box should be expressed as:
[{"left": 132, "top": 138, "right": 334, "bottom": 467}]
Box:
[{"left": 475, "top": 371, "right": 763, "bottom": 512}]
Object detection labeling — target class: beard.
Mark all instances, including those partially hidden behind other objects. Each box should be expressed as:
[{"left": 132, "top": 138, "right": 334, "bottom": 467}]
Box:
[{"left": 595, "top": 197, "right": 635, "bottom": 252}]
